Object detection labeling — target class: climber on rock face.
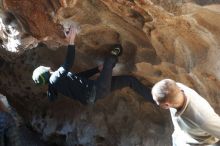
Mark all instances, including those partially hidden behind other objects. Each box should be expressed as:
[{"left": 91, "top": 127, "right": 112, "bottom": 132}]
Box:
[
  {"left": 152, "top": 79, "right": 220, "bottom": 146},
  {"left": 32, "top": 25, "right": 154, "bottom": 104}
]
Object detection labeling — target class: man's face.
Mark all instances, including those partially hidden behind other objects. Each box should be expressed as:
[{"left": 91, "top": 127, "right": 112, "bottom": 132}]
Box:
[
  {"left": 153, "top": 90, "right": 185, "bottom": 110},
  {"left": 153, "top": 98, "right": 171, "bottom": 109}
]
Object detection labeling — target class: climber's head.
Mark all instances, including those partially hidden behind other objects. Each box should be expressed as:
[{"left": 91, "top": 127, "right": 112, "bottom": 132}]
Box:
[{"left": 32, "top": 66, "right": 51, "bottom": 85}]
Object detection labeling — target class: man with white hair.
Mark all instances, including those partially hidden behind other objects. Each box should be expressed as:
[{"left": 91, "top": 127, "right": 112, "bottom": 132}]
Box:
[{"left": 152, "top": 79, "right": 220, "bottom": 146}]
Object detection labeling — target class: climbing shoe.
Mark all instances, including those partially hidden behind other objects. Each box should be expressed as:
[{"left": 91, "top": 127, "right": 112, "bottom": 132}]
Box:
[{"left": 111, "top": 44, "right": 123, "bottom": 56}]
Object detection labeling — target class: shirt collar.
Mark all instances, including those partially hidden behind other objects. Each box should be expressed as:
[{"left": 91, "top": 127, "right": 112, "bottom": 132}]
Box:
[{"left": 175, "top": 90, "right": 190, "bottom": 117}]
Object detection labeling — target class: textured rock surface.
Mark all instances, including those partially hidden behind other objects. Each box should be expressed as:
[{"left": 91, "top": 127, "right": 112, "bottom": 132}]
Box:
[
  {"left": 0, "top": 94, "right": 51, "bottom": 146},
  {"left": 1, "top": 0, "right": 220, "bottom": 145}
]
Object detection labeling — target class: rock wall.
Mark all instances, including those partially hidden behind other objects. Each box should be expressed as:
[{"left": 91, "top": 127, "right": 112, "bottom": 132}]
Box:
[{"left": 0, "top": 0, "right": 220, "bottom": 145}]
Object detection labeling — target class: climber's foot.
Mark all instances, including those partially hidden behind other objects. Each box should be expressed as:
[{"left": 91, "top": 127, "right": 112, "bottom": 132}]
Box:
[{"left": 111, "top": 44, "right": 123, "bottom": 57}]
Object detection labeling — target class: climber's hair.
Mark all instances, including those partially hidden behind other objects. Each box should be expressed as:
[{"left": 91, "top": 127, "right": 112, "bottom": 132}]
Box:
[{"left": 152, "top": 79, "right": 180, "bottom": 104}]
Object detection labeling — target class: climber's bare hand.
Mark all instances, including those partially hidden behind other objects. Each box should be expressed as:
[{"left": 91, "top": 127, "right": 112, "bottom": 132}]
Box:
[{"left": 65, "top": 25, "right": 78, "bottom": 45}]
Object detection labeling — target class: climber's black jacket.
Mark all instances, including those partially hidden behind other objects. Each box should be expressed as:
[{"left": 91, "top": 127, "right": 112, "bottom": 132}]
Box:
[{"left": 48, "top": 45, "right": 99, "bottom": 104}]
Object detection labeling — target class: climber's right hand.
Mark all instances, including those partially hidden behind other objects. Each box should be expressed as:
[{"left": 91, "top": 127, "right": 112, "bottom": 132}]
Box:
[{"left": 65, "top": 25, "right": 78, "bottom": 45}]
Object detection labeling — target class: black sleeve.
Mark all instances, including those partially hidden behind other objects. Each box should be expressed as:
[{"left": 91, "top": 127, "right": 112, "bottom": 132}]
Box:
[
  {"left": 62, "top": 45, "right": 75, "bottom": 71},
  {"left": 76, "top": 66, "right": 100, "bottom": 78}
]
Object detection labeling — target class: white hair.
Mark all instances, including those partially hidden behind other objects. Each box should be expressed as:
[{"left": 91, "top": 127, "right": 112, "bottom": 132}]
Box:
[{"left": 152, "top": 79, "right": 177, "bottom": 103}]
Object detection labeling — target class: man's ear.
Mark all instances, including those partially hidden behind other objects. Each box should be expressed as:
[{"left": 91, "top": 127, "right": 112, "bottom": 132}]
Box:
[
  {"left": 160, "top": 102, "right": 171, "bottom": 109},
  {"left": 164, "top": 102, "right": 171, "bottom": 107}
]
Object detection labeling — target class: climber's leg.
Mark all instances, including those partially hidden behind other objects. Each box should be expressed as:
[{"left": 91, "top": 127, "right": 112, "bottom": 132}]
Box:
[
  {"left": 110, "top": 75, "right": 155, "bottom": 103},
  {"left": 94, "top": 44, "right": 123, "bottom": 100}
]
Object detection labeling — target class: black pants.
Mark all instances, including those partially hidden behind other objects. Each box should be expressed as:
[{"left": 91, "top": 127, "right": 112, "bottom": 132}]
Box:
[{"left": 94, "top": 55, "right": 154, "bottom": 103}]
